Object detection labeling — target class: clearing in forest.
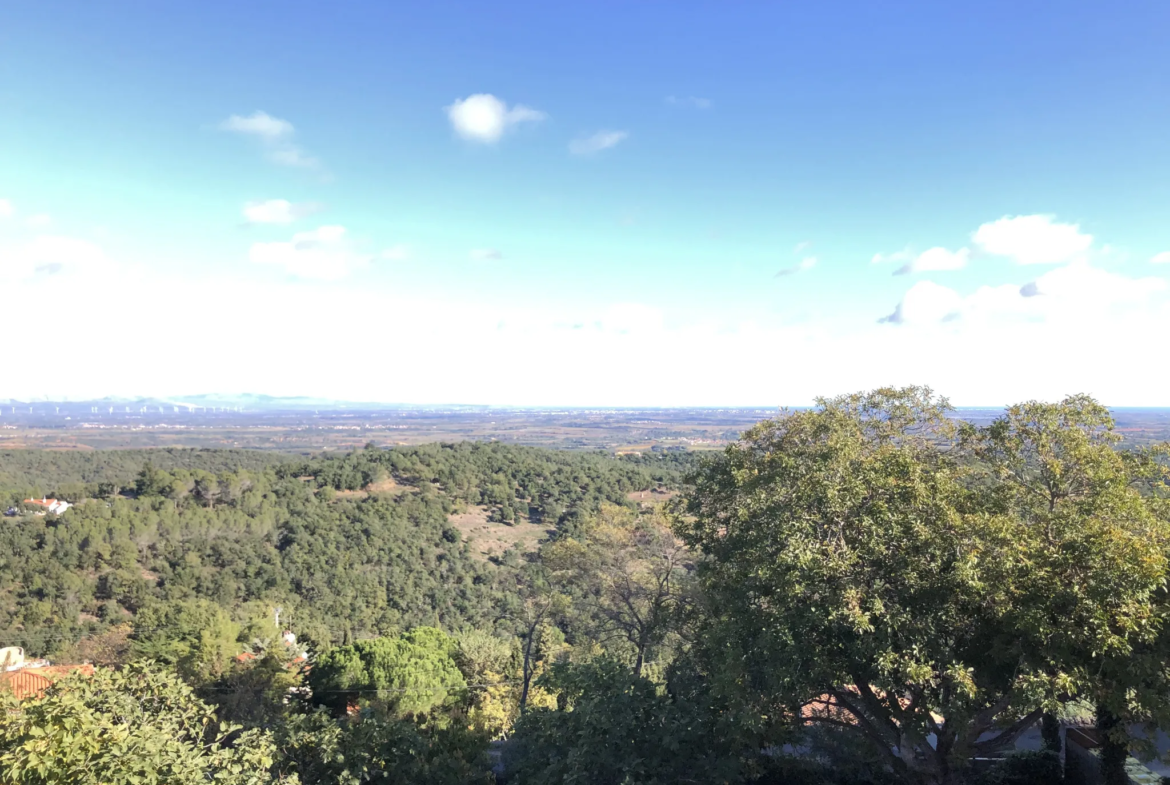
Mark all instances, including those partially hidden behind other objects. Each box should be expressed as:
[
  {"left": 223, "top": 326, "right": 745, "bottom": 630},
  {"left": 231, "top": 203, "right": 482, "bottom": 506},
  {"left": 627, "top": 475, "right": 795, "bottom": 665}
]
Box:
[{"left": 448, "top": 505, "right": 551, "bottom": 560}]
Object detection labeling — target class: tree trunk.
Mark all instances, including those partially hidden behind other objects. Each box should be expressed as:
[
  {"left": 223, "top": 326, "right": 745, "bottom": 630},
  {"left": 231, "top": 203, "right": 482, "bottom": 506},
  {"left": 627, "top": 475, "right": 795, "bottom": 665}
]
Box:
[
  {"left": 1041, "top": 712, "right": 1061, "bottom": 754},
  {"left": 519, "top": 623, "right": 537, "bottom": 713},
  {"left": 1096, "top": 704, "right": 1128, "bottom": 785}
]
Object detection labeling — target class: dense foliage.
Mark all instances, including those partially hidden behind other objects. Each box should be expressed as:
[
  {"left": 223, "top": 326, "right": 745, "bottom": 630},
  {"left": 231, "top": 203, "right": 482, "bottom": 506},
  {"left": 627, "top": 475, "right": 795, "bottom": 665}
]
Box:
[
  {"left": 0, "top": 448, "right": 286, "bottom": 503},
  {"left": 678, "top": 389, "right": 1170, "bottom": 785},
  {"left": 0, "top": 662, "right": 277, "bottom": 785},
  {"left": 0, "top": 442, "right": 675, "bottom": 659},
  {"left": 1, "top": 394, "right": 1168, "bottom": 785}
]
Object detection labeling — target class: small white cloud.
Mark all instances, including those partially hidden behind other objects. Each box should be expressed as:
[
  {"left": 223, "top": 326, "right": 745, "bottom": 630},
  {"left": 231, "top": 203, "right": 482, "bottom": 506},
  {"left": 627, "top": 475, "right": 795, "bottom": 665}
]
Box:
[
  {"left": 972, "top": 214, "right": 1092, "bottom": 265},
  {"left": 219, "top": 111, "right": 293, "bottom": 140},
  {"left": 250, "top": 225, "right": 368, "bottom": 280},
  {"left": 470, "top": 248, "right": 502, "bottom": 261},
  {"left": 242, "top": 199, "right": 321, "bottom": 225},
  {"left": 895, "top": 246, "right": 969, "bottom": 275},
  {"left": 776, "top": 256, "right": 817, "bottom": 277},
  {"left": 872, "top": 248, "right": 913, "bottom": 265},
  {"left": 569, "top": 130, "right": 628, "bottom": 155},
  {"left": 380, "top": 245, "right": 410, "bottom": 261},
  {"left": 879, "top": 280, "right": 963, "bottom": 325},
  {"left": 220, "top": 111, "right": 318, "bottom": 168},
  {"left": 25, "top": 213, "right": 52, "bottom": 229},
  {"left": 445, "top": 94, "right": 546, "bottom": 144},
  {"left": 793, "top": 241, "right": 811, "bottom": 253},
  {"left": 0, "top": 199, "right": 12, "bottom": 218},
  {"left": 665, "top": 96, "right": 712, "bottom": 109},
  {"left": 1152, "top": 251, "right": 1170, "bottom": 264}
]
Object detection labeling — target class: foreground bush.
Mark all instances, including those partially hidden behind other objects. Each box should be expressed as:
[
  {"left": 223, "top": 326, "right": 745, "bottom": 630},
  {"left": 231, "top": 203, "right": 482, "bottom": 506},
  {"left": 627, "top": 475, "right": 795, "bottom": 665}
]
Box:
[
  {"left": 504, "top": 658, "right": 746, "bottom": 785},
  {"left": 0, "top": 662, "right": 276, "bottom": 785},
  {"left": 274, "top": 709, "right": 492, "bottom": 785}
]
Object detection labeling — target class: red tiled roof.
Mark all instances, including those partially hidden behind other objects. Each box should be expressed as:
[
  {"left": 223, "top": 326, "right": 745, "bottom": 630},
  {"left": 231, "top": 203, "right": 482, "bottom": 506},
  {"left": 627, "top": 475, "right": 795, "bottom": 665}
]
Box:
[
  {"left": 235, "top": 651, "right": 257, "bottom": 663},
  {"left": 0, "top": 664, "right": 94, "bottom": 701},
  {"left": 22, "top": 499, "right": 58, "bottom": 507}
]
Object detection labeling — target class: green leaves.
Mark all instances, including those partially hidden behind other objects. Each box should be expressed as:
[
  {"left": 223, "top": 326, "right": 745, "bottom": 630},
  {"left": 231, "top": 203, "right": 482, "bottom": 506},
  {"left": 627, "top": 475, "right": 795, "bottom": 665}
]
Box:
[
  {"left": 680, "top": 387, "right": 1170, "bottom": 784},
  {"left": 0, "top": 662, "right": 278, "bottom": 785},
  {"left": 308, "top": 627, "right": 467, "bottom": 718}
]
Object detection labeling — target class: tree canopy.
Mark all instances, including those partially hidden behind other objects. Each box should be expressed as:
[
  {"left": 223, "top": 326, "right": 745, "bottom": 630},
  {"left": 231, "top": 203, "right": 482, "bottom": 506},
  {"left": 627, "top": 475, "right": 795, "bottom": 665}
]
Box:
[{"left": 679, "top": 388, "right": 1170, "bottom": 785}]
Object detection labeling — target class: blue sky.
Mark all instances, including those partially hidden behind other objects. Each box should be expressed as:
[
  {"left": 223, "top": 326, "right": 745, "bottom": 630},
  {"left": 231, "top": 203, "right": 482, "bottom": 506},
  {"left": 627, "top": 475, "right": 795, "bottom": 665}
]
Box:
[{"left": 2, "top": 1, "right": 1168, "bottom": 405}]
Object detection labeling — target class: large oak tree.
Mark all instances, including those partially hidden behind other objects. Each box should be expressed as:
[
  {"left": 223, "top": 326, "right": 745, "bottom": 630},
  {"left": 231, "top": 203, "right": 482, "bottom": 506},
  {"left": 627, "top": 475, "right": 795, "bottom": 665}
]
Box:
[{"left": 678, "top": 387, "right": 1170, "bottom": 785}]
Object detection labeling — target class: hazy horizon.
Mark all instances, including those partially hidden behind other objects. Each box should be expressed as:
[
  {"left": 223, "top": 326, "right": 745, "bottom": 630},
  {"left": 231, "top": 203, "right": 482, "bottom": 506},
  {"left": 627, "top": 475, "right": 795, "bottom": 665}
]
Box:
[{"left": 3, "top": 392, "right": 1170, "bottom": 412}]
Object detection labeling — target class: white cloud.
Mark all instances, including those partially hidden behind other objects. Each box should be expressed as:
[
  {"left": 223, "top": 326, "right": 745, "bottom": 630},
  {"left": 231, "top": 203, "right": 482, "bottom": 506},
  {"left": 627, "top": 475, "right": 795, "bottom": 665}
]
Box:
[
  {"left": 0, "top": 199, "right": 12, "bottom": 218},
  {"left": 895, "top": 246, "right": 969, "bottom": 275},
  {"left": 1152, "top": 251, "right": 1170, "bottom": 265},
  {"left": 776, "top": 256, "right": 817, "bottom": 277},
  {"left": 445, "top": 94, "right": 546, "bottom": 144},
  {"left": 569, "top": 130, "right": 629, "bottom": 155},
  {"left": 872, "top": 248, "right": 912, "bottom": 265},
  {"left": 882, "top": 261, "right": 1166, "bottom": 329},
  {"left": 0, "top": 235, "right": 109, "bottom": 282},
  {"left": 219, "top": 111, "right": 318, "bottom": 168},
  {"left": 25, "top": 214, "right": 51, "bottom": 229},
  {"left": 972, "top": 214, "right": 1092, "bottom": 265},
  {"left": 602, "top": 303, "right": 664, "bottom": 334},
  {"left": 1014, "top": 262, "right": 1165, "bottom": 305},
  {"left": 665, "top": 96, "right": 712, "bottom": 109},
  {"left": 879, "top": 280, "right": 963, "bottom": 324},
  {"left": 794, "top": 241, "right": 811, "bottom": 253},
  {"left": 242, "top": 199, "right": 321, "bottom": 225},
  {"left": 249, "top": 225, "right": 369, "bottom": 280},
  {"left": 380, "top": 245, "right": 410, "bottom": 261},
  {"left": 470, "top": 248, "right": 502, "bottom": 261},
  {"left": 219, "top": 111, "right": 293, "bottom": 140}
]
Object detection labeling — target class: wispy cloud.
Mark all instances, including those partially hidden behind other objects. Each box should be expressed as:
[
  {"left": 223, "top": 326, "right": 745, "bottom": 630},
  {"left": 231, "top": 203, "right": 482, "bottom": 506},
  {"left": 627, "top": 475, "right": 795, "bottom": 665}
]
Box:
[
  {"left": 250, "top": 225, "right": 370, "bottom": 280},
  {"left": 0, "top": 235, "right": 110, "bottom": 283},
  {"left": 470, "top": 248, "right": 502, "bottom": 261},
  {"left": 220, "top": 111, "right": 292, "bottom": 140},
  {"left": 445, "top": 94, "right": 546, "bottom": 144},
  {"left": 871, "top": 248, "right": 913, "bottom": 265},
  {"left": 1151, "top": 251, "right": 1170, "bottom": 265},
  {"left": 242, "top": 199, "right": 323, "bottom": 225},
  {"left": 894, "top": 246, "right": 969, "bottom": 275},
  {"left": 665, "top": 95, "right": 712, "bottom": 109},
  {"left": 0, "top": 199, "right": 12, "bottom": 219},
  {"left": 776, "top": 256, "right": 817, "bottom": 277},
  {"left": 569, "top": 130, "right": 628, "bottom": 155},
  {"left": 219, "top": 111, "right": 319, "bottom": 168},
  {"left": 25, "top": 213, "right": 51, "bottom": 229}
]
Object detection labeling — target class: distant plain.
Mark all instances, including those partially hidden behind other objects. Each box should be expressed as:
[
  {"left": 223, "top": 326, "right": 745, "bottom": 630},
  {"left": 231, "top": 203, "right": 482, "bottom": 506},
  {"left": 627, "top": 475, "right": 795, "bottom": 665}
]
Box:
[{"left": 2, "top": 399, "right": 1168, "bottom": 453}]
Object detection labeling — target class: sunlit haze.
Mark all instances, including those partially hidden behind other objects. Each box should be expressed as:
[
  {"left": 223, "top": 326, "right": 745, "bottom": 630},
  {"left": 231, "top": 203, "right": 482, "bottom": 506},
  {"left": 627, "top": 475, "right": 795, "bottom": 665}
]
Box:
[{"left": 2, "top": 2, "right": 1168, "bottom": 406}]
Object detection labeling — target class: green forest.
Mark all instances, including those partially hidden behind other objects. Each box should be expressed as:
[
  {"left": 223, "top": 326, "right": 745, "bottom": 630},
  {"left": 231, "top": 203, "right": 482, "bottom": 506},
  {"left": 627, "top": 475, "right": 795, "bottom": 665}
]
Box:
[{"left": 2, "top": 389, "right": 1169, "bottom": 785}]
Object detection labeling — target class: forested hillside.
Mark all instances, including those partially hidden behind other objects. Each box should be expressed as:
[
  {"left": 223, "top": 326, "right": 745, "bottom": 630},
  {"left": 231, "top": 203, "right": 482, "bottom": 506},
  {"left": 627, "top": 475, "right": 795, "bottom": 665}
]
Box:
[
  {"left": 0, "top": 447, "right": 287, "bottom": 501},
  {"left": 2, "top": 392, "right": 1169, "bottom": 785},
  {"left": 0, "top": 442, "right": 683, "bottom": 657}
]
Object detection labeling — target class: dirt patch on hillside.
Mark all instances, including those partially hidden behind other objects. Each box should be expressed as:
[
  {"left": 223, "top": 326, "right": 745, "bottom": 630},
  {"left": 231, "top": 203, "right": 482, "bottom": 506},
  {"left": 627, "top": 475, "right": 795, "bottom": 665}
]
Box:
[
  {"left": 449, "top": 505, "right": 552, "bottom": 561},
  {"left": 627, "top": 488, "right": 677, "bottom": 504},
  {"left": 367, "top": 477, "right": 409, "bottom": 495}
]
